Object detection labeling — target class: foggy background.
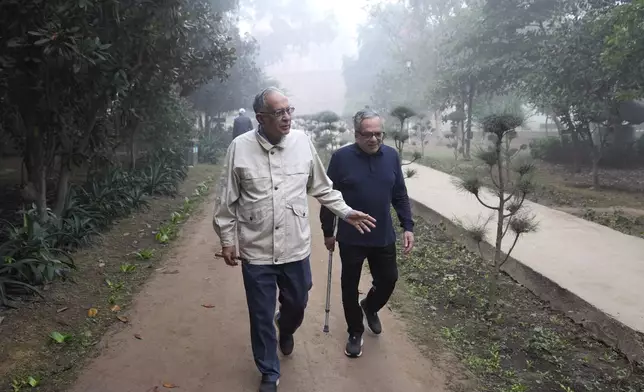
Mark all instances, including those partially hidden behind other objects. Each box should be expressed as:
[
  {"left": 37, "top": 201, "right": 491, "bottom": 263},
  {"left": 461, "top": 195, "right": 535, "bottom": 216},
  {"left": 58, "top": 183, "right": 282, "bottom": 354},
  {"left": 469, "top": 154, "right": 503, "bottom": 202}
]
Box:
[{"left": 239, "top": 0, "right": 370, "bottom": 115}]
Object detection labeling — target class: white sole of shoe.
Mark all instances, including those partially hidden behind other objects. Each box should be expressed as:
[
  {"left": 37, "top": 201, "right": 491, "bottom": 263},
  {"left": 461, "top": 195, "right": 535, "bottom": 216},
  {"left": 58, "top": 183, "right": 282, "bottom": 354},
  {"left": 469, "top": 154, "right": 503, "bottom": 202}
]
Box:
[{"left": 344, "top": 338, "right": 364, "bottom": 358}]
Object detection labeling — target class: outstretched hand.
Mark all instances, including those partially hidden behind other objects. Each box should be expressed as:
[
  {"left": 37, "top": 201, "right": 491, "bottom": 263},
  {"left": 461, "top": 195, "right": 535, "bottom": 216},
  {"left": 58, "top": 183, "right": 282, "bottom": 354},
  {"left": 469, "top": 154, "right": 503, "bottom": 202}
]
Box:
[{"left": 345, "top": 210, "right": 376, "bottom": 234}]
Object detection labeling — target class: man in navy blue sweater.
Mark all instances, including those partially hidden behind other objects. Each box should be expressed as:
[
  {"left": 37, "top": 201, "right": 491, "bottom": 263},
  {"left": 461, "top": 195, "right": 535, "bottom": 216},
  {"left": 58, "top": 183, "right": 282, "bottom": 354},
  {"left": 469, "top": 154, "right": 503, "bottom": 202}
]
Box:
[{"left": 319, "top": 108, "right": 415, "bottom": 358}]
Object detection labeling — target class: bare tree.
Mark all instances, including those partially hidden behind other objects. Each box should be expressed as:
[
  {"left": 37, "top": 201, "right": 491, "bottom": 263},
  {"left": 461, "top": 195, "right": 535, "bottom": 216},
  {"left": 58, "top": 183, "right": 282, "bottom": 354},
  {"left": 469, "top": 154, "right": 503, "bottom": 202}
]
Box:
[{"left": 456, "top": 114, "right": 538, "bottom": 310}]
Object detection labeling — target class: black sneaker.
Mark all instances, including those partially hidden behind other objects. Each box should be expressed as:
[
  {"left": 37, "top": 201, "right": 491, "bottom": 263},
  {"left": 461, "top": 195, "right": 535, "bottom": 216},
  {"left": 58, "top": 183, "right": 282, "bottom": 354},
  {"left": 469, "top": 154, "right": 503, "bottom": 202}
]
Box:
[
  {"left": 360, "top": 298, "right": 382, "bottom": 335},
  {"left": 344, "top": 333, "right": 364, "bottom": 358},
  {"left": 258, "top": 378, "right": 279, "bottom": 392},
  {"left": 274, "top": 312, "right": 294, "bottom": 356}
]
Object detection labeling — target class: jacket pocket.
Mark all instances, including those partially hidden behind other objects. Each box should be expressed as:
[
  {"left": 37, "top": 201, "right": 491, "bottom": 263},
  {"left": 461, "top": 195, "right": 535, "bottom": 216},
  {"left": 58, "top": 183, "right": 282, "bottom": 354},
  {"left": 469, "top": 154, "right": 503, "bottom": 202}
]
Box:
[
  {"left": 284, "top": 163, "right": 310, "bottom": 176},
  {"left": 238, "top": 167, "right": 272, "bottom": 195},
  {"left": 237, "top": 205, "right": 270, "bottom": 245},
  {"left": 285, "top": 202, "right": 310, "bottom": 250}
]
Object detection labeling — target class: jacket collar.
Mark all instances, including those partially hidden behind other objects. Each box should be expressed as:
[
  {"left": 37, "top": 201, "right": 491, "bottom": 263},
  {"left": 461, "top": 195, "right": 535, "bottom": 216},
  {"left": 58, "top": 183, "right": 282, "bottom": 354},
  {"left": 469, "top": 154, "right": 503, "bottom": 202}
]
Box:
[{"left": 256, "top": 125, "right": 287, "bottom": 151}]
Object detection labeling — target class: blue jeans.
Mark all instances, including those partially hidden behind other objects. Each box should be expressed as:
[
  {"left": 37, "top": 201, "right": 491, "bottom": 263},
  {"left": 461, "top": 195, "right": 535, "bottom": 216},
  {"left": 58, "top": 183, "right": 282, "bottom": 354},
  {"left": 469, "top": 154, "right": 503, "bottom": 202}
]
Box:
[{"left": 241, "top": 257, "right": 313, "bottom": 382}]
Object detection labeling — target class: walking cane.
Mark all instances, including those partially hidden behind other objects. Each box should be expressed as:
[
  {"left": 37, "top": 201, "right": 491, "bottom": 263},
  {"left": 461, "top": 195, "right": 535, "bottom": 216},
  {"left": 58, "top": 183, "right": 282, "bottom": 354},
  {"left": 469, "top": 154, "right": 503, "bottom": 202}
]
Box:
[
  {"left": 323, "top": 217, "right": 337, "bottom": 333},
  {"left": 323, "top": 249, "right": 333, "bottom": 333}
]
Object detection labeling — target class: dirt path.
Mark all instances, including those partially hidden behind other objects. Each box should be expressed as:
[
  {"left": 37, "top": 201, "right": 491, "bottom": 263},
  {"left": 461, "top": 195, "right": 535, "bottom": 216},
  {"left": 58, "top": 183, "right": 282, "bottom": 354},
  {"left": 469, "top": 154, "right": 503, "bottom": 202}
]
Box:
[{"left": 70, "top": 197, "right": 450, "bottom": 392}]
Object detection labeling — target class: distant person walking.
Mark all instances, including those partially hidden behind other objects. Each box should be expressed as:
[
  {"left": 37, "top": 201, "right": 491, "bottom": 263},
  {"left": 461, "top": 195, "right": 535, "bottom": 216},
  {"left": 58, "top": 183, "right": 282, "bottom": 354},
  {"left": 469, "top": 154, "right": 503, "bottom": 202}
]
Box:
[
  {"left": 213, "top": 87, "right": 377, "bottom": 392},
  {"left": 319, "top": 108, "right": 415, "bottom": 358},
  {"left": 232, "top": 108, "right": 254, "bottom": 139}
]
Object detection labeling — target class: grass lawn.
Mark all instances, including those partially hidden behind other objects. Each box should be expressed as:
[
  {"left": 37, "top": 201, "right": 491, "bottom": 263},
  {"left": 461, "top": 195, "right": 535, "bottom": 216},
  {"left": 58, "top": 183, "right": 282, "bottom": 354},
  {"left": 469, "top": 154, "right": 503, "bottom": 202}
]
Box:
[
  {"left": 406, "top": 144, "right": 644, "bottom": 239},
  {"left": 391, "top": 214, "right": 644, "bottom": 392}
]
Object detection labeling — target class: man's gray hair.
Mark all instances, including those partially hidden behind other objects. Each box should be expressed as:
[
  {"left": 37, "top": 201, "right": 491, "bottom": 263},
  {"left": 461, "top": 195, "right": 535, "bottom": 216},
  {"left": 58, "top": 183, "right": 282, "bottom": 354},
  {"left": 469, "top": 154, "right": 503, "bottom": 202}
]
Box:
[
  {"left": 353, "top": 108, "right": 381, "bottom": 132},
  {"left": 253, "top": 87, "right": 285, "bottom": 114}
]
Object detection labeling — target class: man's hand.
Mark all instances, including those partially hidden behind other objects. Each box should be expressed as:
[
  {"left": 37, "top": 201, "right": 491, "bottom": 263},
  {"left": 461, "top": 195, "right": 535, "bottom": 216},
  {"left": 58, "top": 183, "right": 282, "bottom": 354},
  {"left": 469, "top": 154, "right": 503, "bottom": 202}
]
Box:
[
  {"left": 324, "top": 236, "right": 336, "bottom": 252},
  {"left": 221, "top": 246, "right": 239, "bottom": 266},
  {"left": 345, "top": 210, "right": 376, "bottom": 234},
  {"left": 402, "top": 231, "right": 414, "bottom": 255}
]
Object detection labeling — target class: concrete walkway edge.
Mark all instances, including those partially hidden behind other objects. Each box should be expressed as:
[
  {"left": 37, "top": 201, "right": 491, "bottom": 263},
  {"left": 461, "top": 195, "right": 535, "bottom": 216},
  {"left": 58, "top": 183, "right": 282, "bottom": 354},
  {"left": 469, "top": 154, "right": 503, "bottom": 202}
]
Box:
[{"left": 405, "top": 163, "right": 644, "bottom": 364}]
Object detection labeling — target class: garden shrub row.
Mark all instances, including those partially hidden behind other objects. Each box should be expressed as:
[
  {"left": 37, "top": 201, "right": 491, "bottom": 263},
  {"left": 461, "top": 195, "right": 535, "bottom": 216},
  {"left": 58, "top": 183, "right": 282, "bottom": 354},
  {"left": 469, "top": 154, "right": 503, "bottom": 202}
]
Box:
[{"left": 0, "top": 149, "right": 189, "bottom": 306}]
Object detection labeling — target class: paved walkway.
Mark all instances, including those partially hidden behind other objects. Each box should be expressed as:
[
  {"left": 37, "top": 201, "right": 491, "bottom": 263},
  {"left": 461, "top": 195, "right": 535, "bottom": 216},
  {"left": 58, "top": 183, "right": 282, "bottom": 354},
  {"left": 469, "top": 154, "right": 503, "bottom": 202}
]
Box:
[
  {"left": 70, "top": 197, "right": 449, "bottom": 392},
  {"left": 405, "top": 163, "right": 644, "bottom": 335}
]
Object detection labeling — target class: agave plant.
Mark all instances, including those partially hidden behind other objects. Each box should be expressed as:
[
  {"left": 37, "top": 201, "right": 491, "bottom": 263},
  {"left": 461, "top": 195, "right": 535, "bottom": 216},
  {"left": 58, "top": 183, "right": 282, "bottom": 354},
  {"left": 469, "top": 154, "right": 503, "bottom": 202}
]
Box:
[
  {"left": 0, "top": 212, "right": 75, "bottom": 305},
  {"left": 142, "top": 161, "right": 180, "bottom": 196}
]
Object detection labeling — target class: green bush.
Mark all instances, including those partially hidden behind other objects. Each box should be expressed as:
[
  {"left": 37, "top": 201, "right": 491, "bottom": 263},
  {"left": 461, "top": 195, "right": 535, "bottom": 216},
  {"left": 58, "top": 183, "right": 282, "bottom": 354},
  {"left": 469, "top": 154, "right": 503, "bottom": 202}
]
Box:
[
  {"left": 198, "top": 130, "right": 231, "bottom": 164},
  {"left": 0, "top": 148, "right": 190, "bottom": 304},
  {"left": 530, "top": 134, "right": 644, "bottom": 168},
  {"left": 636, "top": 134, "right": 644, "bottom": 157},
  {"left": 0, "top": 210, "right": 75, "bottom": 306},
  {"left": 529, "top": 137, "right": 567, "bottom": 161}
]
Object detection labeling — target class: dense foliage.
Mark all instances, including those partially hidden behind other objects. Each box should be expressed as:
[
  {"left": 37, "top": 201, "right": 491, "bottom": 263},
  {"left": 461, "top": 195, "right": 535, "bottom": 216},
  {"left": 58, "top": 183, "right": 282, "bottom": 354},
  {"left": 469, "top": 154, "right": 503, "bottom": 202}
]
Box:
[
  {"left": 0, "top": 149, "right": 188, "bottom": 305},
  {"left": 343, "top": 0, "right": 644, "bottom": 184},
  {"left": 0, "top": 0, "right": 267, "bottom": 304}
]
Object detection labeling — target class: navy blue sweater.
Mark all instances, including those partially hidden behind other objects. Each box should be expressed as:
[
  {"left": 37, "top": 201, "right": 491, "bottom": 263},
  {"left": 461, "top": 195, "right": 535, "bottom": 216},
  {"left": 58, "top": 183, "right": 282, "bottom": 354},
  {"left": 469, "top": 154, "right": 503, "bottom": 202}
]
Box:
[{"left": 320, "top": 143, "right": 414, "bottom": 247}]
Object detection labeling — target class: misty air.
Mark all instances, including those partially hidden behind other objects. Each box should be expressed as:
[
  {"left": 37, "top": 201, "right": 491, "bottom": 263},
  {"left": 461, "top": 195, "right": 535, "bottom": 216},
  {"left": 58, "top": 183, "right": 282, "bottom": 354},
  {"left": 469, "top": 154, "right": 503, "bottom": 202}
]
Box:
[{"left": 1, "top": 1, "right": 644, "bottom": 391}]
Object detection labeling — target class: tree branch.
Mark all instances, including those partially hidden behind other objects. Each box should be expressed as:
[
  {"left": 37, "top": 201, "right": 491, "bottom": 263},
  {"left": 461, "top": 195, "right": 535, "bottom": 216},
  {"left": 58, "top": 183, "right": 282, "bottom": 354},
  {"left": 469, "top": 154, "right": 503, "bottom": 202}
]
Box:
[
  {"left": 475, "top": 193, "right": 500, "bottom": 211},
  {"left": 499, "top": 233, "right": 521, "bottom": 269}
]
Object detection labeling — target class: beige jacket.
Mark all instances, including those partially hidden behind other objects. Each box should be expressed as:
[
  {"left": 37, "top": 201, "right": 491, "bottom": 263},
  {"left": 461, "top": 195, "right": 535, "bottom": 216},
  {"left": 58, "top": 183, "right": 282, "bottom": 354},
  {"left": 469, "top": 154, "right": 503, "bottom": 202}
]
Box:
[{"left": 213, "top": 129, "right": 352, "bottom": 265}]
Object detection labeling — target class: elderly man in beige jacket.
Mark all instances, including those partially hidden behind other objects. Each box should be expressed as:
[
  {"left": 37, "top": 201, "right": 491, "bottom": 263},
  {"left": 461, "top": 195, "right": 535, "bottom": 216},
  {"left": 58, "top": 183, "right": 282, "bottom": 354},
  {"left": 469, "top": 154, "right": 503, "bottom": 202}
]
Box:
[{"left": 213, "top": 87, "right": 376, "bottom": 392}]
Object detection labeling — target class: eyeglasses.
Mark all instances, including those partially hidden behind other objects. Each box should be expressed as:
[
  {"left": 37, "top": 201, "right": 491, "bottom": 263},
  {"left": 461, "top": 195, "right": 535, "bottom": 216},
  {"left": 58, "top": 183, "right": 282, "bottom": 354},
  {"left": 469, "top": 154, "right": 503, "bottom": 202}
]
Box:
[
  {"left": 260, "top": 106, "right": 295, "bottom": 119},
  {"left": 357, "top": 131, "right": 385, "bottom": 140}
]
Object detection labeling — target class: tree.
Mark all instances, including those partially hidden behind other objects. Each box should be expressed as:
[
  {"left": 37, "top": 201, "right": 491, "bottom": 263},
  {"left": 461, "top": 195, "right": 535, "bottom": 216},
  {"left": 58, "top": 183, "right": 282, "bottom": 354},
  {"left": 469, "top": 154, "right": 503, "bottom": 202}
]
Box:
[
  {"left": 411, "top": 116, "right": 433, "bottom": 157},
  {"left": 240, "top": 0, "right": 339, "bottom": 66},
  {"left": 390, "top": 106, "right": 416, "bottom": 135},
  {"left": 190, "top": 30, "right": 269, "bottom": 125},
  {"left": 524, "top": 8, "right": 628, "bottom": 188},
  {"left": 456, "top": 113, "right": 538, "bottom": 310},
  {"left": 601, "top": 0, "right": 644, "bottom": 100},
  {"left": 444, "top": 110, "right": 466, "bottom": 160},
  {"left": 0, "top": 0, "right": 238, "bottom": 221}
]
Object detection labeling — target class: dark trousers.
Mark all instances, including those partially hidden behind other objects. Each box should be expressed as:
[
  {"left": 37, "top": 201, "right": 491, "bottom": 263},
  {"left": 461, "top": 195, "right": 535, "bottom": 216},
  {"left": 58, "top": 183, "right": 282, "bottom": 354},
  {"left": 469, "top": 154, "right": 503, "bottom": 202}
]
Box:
[
  {"left": 241, "top": 257, "right": 312, "bottom": 382},
  {"left": 338, "top": 242, "right": 398, "bottom": 334}
]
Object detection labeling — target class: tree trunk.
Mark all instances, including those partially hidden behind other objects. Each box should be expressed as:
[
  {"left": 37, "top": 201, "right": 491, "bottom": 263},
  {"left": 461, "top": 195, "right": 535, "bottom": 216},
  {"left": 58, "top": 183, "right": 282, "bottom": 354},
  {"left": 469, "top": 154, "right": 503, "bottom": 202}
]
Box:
[
  {"left": 129, "top": 134, "right": 137, "bottom": 170},
  {"left": 591, "top": 152, "right": 600, "bottom": 189},
  {"left": 205, "top": 114, "right": 212, "bottom": 137},
  {"left": 34, "top": 165, "right": 48, "bottom": 222},
  {"left": 490, "top": 137, "right": 506, "bottom": 310},
  {"left": 459, "top": 100, "right": 466, "bottom": 158},
  {"left": 53, "top": 156, "right": 72, "bottom": 218},
  {"left": 544, "top": 115, "right": 549, "bottom": 136},
  {"left": 24, "top": 125, "right": 49, "bottom": 222},
  {"left": 465, "top": 82, "right": 475, "bottom": 159},
  {"left": 551, "top": 113, "right": 564, "bottom": 141},
  {"left": 504, "top": 137, "right": 511, "bottom": 181},
  {"left": 570, "top": 130, "right": 581, "bottom": 173}
]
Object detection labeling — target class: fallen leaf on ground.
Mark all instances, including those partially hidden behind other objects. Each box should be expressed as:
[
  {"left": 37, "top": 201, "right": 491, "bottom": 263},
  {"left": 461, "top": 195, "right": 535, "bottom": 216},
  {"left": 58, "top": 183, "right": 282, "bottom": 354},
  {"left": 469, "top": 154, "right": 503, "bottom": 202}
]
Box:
[
  {"left": 56, "top": 307, "right": 68, "bottom": 313},
  {"left": 87, "top": 308, "right": 98, "bottom": 318},
  {"left": 0, "top": 316, "right": 4, "bottom": 325},
  {"left": 162, "top": 383, "right": 178, "bottom": 388},
  {"left": 117, "top": 316, "right": 129, "bottom": 323},
  {"left": 134, "top": 334, "right": 142, "bottom": 340},
  {"left": 201, "top": 304, "right": 215, "bottom": 309},
  {"left": 110, "top": 305, "right": 121, "bottom": 312}
]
